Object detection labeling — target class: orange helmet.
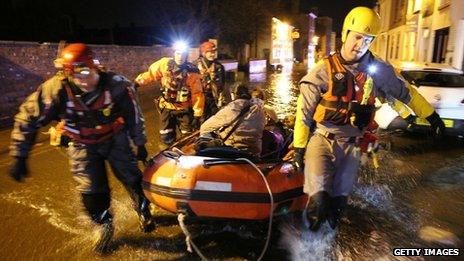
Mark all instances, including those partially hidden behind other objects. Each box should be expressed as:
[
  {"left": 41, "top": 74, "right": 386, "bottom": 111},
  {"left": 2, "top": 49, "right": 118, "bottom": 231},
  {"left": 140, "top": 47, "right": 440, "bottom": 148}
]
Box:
[
  {"left": 56, "top": 43, "right": 96, "bottom": 72},
  {"left": 200, "top": 41, "right": 216, "bottom": 54}
]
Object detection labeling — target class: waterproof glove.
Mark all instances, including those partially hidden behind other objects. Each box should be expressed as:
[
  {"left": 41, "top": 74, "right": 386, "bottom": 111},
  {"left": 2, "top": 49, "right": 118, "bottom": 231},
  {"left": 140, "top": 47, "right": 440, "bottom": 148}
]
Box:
[
  {"left": 293, "top": 148, "right": 305, "bottom": 173},
  {"left": 136, "top": 145, "right": 148, "bottom": 163},
  {"left": 404, "top": 114, "right": 417, "bottom": 129},
  {"left": 426, "top": 111, "right": 446, "bottom": 139},
  {"left": 191, "top": 116, "right": 203, "bottom": 130},
  {"left": 9, "top": 157, "right": 28, "bottom": 182}
]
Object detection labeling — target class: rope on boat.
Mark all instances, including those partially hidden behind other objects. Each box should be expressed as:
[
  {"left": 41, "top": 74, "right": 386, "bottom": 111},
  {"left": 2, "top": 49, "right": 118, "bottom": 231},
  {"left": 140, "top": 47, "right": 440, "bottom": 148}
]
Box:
[
  {"left": 177, "top": 213, "right": 209, "bottom": 260},
  {"left": 238, "top": 158, "right": 274, "bottom": 261},
  {"left": 177, "top": 158, "right": 274, "bottom": 261}
]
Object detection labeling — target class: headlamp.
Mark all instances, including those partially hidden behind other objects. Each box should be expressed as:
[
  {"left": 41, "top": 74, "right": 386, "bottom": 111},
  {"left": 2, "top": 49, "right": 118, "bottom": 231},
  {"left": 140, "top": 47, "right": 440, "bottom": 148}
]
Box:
[
  {"left": 367, "top": 64, "right": 377, "bottom": 75},
  {"left": 173, "top": 41, "right": 188, "bottom": 53}
]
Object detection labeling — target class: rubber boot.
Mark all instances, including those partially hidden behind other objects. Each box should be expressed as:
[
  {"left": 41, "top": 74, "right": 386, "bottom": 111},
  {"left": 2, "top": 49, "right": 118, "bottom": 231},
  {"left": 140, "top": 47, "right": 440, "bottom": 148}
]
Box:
[
  {"left": 81, "top": 193, "right": 114, "bottom": 253},
  {"left": 327, "top": 196, "right": 347, "bottom": 230},
  {"left": 92, "top": 210, "right": 114, "bottom": 254},
  {"left": 138, "top": 197, "right": 156, "bottom": 233},
  {"left": 125, "top": 186, "right": 156, "bottom": 233},
  {"left": 304, "top": 191, "right": 330, "bottom": 231}
]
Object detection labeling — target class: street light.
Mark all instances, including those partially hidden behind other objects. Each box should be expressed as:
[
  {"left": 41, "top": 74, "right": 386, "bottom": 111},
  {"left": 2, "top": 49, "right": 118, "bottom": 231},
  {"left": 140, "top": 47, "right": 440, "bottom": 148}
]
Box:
[{"left": 311, "top": 36, "right": 319, "bottom": 45}]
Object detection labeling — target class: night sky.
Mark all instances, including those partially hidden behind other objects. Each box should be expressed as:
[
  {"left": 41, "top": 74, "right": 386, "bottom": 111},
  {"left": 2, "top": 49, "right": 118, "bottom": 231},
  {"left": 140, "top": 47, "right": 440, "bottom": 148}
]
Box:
[{"left": 0, "top": 0, "right": 376, "bottom": 44}]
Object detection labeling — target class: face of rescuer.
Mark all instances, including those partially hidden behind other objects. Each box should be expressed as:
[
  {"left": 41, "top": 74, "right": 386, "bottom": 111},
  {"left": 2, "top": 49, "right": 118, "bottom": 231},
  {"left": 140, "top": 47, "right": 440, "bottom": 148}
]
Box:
[
  {"left": 341, "top": 31, "right": 375, "bottom": 62},
  {"left": 70, "top": 66, "right": 100, "bottom": 92}
]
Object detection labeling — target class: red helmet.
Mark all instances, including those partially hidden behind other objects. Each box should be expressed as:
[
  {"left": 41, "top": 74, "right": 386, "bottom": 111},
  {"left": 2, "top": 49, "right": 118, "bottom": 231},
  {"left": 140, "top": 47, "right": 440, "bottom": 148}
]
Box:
[
  {"left": 56, "top": 43, "right": 96, "bottom": 72},
  {"left": 200, "top": 41, "right": 216, "bottom": 54}
]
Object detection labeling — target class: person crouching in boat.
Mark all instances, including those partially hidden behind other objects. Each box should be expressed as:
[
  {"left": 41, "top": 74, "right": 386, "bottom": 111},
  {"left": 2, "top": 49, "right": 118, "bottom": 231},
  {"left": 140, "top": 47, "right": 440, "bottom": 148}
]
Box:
[{"left": 197, "top": 84, "right": 266, "bottom": 157}]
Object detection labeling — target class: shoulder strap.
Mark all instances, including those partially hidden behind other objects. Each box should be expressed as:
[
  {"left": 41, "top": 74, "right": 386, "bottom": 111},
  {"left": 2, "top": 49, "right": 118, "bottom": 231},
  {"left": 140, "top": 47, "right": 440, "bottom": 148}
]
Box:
[{"left": 220, "top": 103, "right": 252, "bottom": 142}]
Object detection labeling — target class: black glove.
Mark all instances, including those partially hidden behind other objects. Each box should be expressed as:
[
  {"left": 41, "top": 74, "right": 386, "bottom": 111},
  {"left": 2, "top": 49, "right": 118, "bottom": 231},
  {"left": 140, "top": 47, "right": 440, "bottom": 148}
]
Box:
[
  {"left": 404, "top": 114, "right": 417, "bottom": 125},
  {"left": 9, "top": 157, "right": 28, "bottom": 182},
  {"left": 349, "top": 102, "right": 375, "bottom": 130},
  {"left": 293, "top": 148, "right": 305, "bottom": 173},
  {"left": 136, "top": 145, "right": 148, "bottom": 163},
  {"left": 426, "top": 111, "right": 446, "bottom": 139},
  {"left": 191, "top": 116, "right": 203, "bottom": 130}
]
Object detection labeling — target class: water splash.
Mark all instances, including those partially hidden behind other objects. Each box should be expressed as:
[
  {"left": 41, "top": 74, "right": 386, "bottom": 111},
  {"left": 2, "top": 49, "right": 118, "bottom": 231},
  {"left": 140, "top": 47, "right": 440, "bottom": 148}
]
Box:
[{"left": 279, "top": 220, "right": 338, "bottom": 261}]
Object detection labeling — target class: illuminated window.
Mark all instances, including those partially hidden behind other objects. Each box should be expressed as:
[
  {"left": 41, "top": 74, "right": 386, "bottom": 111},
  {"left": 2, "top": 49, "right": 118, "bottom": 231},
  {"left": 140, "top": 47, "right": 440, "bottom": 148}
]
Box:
[{"left": 413, "top": 0, "right": 422, "bottom": 13}]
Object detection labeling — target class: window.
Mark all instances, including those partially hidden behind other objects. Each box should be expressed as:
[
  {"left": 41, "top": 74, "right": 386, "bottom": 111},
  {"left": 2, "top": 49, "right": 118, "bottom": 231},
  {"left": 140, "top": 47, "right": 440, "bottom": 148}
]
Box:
[
  {"left": 432, "top": 27, "right": 449, "bottom": 63},
  {"left": 413, "top": 0, "right": 422, "bottom": 13}
]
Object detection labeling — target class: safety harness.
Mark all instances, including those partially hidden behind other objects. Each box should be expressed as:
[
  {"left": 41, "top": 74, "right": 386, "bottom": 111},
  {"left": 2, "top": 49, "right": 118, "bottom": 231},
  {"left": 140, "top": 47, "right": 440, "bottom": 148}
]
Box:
[
  {"left": 199, "top": 59, "right": 220, "bottom": 94},
  {"left": 312, "top": 53, "right": 376, "bottom": 129},
  {"left": 61, "top": 78, "right": 125, "bottom": 144}
]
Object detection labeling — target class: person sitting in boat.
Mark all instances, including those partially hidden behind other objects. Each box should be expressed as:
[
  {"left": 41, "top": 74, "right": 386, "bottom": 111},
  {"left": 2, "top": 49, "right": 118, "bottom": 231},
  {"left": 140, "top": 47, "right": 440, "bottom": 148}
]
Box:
[
  {"left": 251, "top": 87, "right": 278, "bottom": 126},
  {"left": 250, "top": 87, "right": 288, "bottom": 159},
  {"left": 198, "top": 84, "right": 266, "bottom": 157}
]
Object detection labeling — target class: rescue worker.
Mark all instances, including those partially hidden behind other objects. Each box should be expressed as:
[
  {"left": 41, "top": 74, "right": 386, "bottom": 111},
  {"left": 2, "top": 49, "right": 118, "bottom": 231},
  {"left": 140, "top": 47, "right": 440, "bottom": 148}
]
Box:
[
  {"left": 292, "top": 7, "right": 446, "bottom": 231},
  {"left": 136, "top": 42, "right": 205, "bottom": 145},
  {"left": 8, "top": 43, "right": 155, "bottom": 253},
  {"left": 199, "top": 84, "right": 266, "bottom": 157},
  {"left": 196, "top": 41, "right": 228, "bottom": 120}
]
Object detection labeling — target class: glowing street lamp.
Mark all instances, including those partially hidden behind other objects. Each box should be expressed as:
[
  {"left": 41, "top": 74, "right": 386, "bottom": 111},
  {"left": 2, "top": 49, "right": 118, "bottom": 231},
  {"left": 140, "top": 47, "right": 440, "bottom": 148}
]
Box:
[{"left": 311, "top": 36, "right": 319, "bottom": 45}]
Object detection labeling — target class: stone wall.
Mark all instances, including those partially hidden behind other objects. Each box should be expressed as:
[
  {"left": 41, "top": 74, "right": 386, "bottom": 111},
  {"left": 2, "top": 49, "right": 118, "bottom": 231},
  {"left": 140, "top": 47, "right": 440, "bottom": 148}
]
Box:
[{"left": 0, "top": 41, "right": 194, "bottom": 127}]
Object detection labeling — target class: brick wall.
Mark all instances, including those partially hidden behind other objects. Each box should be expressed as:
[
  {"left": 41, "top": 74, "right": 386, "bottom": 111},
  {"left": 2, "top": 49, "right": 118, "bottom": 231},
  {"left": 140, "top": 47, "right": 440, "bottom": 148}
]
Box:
[{"left": 0, "top": 41, "right": 194, "bottom": 127}]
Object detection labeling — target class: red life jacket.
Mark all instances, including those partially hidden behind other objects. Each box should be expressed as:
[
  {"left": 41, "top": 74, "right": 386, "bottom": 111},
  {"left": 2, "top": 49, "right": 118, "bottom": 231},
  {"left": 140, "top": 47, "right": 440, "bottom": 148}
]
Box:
[
  {"left": 62, "top": 81, "right": 125, "bottom": 144},
  {"left": 312, "top": 53, "right": 376, "bottom": 126}
]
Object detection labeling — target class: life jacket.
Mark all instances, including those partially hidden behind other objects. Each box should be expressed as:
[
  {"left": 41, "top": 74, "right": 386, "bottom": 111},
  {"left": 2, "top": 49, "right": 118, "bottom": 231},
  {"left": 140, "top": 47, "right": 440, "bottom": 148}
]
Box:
[
  {"left": 161, "top": 66, "right": 191, "bottom": 104},
  {"left": 312, "top": 53, "right": 376, "bottom": 128},
  {"left": 61, "top": 79, "right": 125, "bottom": 144},
  {"left": 198, "top": 58, "right": 221, "bottom": 91}
]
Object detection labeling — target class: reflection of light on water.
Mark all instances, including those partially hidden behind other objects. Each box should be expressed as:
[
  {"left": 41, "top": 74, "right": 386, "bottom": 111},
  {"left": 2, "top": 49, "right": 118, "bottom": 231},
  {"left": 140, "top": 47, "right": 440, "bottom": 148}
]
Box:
[
  {"left": 268, "top": 72, "right": 297, "bottom": 119},
  {"left": 275, "top": 73, "right": 292, "bottom": 105},
  {"left": 249, "top": 73, "right": 267, "bottom": 83},
  {"left": 281, "top": 62, "right": 293, "bottom": 73}
]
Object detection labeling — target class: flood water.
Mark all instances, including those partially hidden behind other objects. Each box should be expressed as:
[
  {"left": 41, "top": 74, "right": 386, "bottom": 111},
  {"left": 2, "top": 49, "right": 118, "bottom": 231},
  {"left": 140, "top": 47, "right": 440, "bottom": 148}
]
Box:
[{"left": 0, "top": 67, "right": 463, "bottom": 260}]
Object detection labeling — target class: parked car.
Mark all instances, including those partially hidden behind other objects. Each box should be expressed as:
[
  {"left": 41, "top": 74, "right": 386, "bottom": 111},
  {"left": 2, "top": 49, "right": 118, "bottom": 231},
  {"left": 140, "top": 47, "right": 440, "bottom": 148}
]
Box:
[{"left": 375, "top": 62, "right": 464, "bottom": 137}]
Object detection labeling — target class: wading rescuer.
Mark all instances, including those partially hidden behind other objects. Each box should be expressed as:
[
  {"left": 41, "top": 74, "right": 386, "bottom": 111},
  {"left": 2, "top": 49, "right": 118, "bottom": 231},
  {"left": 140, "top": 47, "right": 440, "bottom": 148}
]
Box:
[
  {"left": 135, "top": 41, "right": 205, "bottom": 146},
  {"left": 8, "top": 43, "right": 155, "bottom": 253},
  {"left": 196, "top": 41, "right": 228, "bottom": 120},
  {"left": 293, "top": 7, "right": 446, "bottom": 231}
]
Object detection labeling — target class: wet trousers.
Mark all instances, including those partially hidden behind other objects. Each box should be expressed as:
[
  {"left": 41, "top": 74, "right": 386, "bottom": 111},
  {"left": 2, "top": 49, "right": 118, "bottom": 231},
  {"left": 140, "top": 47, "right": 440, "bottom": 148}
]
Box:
[
  {"left": 67, "top": 131, "right": 148, "bottom": 223},
  {"left": 303, "top": 132, "right": 360, "bottom": 197},
  {"left": 159, "top": 108, "right": 193, "bottom": 145}
]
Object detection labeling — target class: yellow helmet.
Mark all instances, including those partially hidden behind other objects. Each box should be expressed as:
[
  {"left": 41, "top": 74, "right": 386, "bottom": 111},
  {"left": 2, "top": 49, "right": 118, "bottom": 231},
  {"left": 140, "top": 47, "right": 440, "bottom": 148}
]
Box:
[{"left": 341, "top": 6, "right": 381, "bottom": 42}]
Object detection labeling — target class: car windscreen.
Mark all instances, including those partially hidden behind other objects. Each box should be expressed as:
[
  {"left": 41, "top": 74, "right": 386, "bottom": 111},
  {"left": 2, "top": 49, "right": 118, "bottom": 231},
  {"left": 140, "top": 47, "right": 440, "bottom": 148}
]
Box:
[{"left": 400, "top": 71, "right": 464, "bottom": 87}]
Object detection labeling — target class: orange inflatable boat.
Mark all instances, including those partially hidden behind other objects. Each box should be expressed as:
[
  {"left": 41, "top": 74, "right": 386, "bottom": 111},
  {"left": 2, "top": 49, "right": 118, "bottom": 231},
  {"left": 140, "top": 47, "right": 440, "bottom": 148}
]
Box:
[{"left": 142, "top": 131, "right": 307, "bottom": 220}]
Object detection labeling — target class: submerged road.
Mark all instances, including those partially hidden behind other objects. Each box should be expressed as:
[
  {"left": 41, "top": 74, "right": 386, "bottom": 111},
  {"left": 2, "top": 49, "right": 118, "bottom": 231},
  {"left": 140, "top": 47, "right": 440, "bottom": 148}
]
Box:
[{"left": 0, "top": 72, "right": 463, "bottom": 260}]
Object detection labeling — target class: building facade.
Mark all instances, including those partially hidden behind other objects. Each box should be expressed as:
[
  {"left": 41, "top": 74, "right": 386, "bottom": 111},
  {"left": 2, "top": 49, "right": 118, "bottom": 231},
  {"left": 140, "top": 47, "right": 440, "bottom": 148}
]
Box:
[{"left": 372, "top": 0, "right": 464, "bottom": 70}]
